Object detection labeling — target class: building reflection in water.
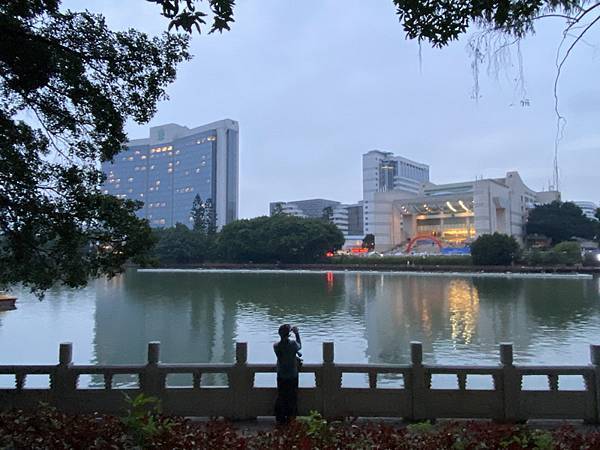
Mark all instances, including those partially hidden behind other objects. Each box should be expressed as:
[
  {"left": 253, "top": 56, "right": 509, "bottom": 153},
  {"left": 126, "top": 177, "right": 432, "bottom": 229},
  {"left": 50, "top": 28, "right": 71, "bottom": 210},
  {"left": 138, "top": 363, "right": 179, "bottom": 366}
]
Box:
[
  {"left": 89, "top": 270, "right": 600, "bottom": 386},
  {"left": 448, "top": 279, "right": 479, "bottom": 345}
]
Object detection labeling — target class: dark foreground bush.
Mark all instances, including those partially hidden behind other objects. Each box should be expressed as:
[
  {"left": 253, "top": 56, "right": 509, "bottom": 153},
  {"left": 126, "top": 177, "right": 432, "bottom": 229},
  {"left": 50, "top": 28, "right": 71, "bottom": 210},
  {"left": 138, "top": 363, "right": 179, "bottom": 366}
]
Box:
[
  {"left": 471, "top": 233, "right": 520, "bottom": 266},
  {"left": 2, "top": 407, "right": 600, "bottom": 449}
]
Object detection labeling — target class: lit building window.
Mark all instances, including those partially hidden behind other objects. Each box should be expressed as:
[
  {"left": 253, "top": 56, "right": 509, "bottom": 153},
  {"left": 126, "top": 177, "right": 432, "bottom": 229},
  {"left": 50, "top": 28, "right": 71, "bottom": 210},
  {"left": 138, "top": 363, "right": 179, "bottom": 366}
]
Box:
[
  {"left": 134, "top": 150, "right": 140, "bottom": 155},
  {"left": 103, "top": 190, "right": 108, "bottom": 194},
  {"left": 184, "top": 170, "right": 189, "bottom": 176},
  {"left": 155, "top": 180, "right": 160, "bottom": 185},
  {"left": 161, "top": 202, "right": 166, "bottom": 207},
  {"left": 149, "top": 187, "right": 154, "bottom": 192},
  {"left": 141, "top": 166, "right": 146, "bottom": 171},
  {"left": 128, "top": 177, "right": 134, "bottom": 182},
  {"left": 195, "top": 168, "right": 200, "bottom": 173},
  {"left": 207, "top": 136, "right": 216, "bottom": 141},
  {"left": 127, "top": 156, "right": 134, "bottom": 161},
  {"left": 140, "top": 193, "right": 144, "bottom": 198},
  {"left": 128, "top": 188, "right": 133, "bottom": 193},
  {"left": 150, "top": 165, "right": 155, "bottom": 170},
  {"left": 201, "top": 161, "right": 207, "bottom": 166},
  {"left": 168, "top": 168, "right": 173, "bottom": 173},
  {"left": 141, "top": 155, "right": 147, "bottom": 160}
]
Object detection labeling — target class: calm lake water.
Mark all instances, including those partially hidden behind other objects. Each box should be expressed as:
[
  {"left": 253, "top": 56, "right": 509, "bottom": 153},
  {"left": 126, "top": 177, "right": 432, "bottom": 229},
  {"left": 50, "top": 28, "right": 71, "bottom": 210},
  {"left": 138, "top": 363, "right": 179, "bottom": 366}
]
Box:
[{"left": 1, "top": 269, "right": 599, "bottom": 388}]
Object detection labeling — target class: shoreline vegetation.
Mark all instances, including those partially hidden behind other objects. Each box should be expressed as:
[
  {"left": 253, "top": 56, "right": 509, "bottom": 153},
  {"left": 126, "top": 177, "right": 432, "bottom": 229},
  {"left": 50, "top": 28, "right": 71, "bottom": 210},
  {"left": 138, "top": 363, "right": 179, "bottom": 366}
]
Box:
[{"left": 143, "top": 260, "right": 600, "bottom": 275}]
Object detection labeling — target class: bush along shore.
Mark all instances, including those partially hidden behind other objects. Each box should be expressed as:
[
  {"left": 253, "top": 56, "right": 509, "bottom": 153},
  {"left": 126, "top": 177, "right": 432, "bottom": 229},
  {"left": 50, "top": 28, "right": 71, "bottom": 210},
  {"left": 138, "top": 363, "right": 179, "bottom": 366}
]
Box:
[{"left": 2, "top": 406, "right": 600, "bottom": 449}]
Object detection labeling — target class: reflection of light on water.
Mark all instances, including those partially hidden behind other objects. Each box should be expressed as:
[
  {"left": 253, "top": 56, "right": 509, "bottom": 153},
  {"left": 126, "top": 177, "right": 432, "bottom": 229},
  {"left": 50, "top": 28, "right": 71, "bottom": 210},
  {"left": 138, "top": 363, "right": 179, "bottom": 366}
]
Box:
[
  {"left": 448, "top": 279, "right": 479, "bottom": 345},
  {"left": 326, "top": 271, "right": 334, "bottom": 291}
]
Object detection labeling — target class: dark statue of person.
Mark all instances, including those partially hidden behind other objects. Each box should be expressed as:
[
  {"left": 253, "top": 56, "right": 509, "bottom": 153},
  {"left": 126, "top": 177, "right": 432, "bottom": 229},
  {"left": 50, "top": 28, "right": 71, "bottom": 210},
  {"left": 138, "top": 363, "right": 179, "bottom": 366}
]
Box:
[{"left": 273, "top": 324, "right": 302, "bottom": 424}]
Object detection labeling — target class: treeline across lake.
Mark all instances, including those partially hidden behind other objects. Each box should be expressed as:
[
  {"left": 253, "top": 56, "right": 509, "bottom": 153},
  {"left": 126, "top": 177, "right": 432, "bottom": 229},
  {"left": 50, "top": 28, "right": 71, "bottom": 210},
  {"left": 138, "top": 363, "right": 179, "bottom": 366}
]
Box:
[{"left": 152, "top": 215, "right": 345, "bottom": 265}]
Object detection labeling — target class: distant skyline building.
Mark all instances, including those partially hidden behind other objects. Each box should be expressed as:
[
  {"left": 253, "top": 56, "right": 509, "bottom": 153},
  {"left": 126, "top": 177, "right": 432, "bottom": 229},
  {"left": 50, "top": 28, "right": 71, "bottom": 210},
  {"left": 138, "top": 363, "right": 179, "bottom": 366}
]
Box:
[
  {"left": 362, "top": 150, "right": 430, "bottom": 236},
  {"left": 269, "top": 198, "right": 363, "bottom": 242},
  {"left": 573, "top": 201, "right": 599, "bottom": 221},
  {"left": 102, "top": 119, "right": 239, "bottom": 229},
  {"left": 366, "top": 170, "right": 561, "bottom": 251}
]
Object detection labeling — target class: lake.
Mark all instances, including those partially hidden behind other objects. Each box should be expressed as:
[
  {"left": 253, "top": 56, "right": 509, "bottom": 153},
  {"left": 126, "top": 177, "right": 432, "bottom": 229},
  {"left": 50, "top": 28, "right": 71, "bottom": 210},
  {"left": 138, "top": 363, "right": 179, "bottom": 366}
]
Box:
[{"left": 1, "top": 269, "right": 599, "bottom": 388}]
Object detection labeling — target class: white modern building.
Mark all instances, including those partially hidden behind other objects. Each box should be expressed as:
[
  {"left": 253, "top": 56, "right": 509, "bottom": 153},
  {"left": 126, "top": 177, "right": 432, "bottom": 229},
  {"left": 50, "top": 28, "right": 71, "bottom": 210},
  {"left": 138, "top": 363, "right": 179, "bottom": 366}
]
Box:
[
  {"left": 361, "top": 150, "right": 561, "bottom": 252},
  {"left": 573, "top": 201, "right": 599, "bottom": 221},
  {"left": 102, "top": 120, "right": 239, "bottom": 229},
  {"left": 362, "top": 150, "right": 430, "bottom": 236}
]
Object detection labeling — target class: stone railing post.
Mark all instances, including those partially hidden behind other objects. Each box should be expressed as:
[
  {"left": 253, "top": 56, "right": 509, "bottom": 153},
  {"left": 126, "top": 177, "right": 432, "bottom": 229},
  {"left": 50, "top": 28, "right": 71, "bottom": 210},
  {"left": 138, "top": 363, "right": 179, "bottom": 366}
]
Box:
[
  {"left": 409, "top": 341, "right": 427, "bottom": 421},
  {"left": 51, "top": 343, "right": 78, "bottom": 411},
  {"left": 228, "top": 342, "right": 254, "bottom": 420},
  {"left": 500, "top": 343, "right": 522, "bottom": 422},
  {"left": 317, "top": 342, "right": 341, "bottom": 418},
  {"left": 590, "top": 345, "right": 600, "bottom": 424},
  {"left": 139, "top": 342, "right": 165, "bottom": 398}
]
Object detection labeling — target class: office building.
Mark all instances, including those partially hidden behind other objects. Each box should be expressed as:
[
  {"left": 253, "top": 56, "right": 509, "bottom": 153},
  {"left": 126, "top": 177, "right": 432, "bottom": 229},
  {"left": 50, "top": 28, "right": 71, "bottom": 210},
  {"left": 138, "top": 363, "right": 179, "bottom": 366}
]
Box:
[
  {"left": 270, "top": 199, "right": 364, "bottom": 244},
  {"left": 362, "top": 150, "right": 430, "bottom": 236},
  {"left": 102, "top": 120, "right": 239, "bottom": 229},
  {"left": 573, "top": 201, "right": 599, "bottom": 221}
]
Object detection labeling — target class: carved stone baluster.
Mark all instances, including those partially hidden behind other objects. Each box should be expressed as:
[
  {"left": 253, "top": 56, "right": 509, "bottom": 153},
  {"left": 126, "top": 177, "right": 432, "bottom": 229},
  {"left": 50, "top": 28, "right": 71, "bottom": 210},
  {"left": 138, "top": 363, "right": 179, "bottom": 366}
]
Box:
[
  {"left": 104, "top": 373, "right": 113, "bottom": 390},
  {"left": 548, "top": 374, "right": 559, "bottom": 391},
  {"left": 368, "top": 371, "right": 377, "bottom": 389},
  {"left": 15, "top": 372, "right": 26, "bottom": 391},
  {"left": 424, "top": 372, "right": 432, "bottom": 389},
  {"left": 457, "top": 373, "right": 467, "bottom": 391},
  {"left": 193, "top": 371, "right": 202, "bottom": 389},
  {"left": 492, "top": 373, "right": 502, "bottom": 391}
]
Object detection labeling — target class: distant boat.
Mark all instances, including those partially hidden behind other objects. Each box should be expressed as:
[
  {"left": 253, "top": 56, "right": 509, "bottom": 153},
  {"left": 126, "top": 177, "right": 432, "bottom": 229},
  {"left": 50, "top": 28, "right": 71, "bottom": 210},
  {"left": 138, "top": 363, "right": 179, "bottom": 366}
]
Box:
[{"left": 0, "top": 294, "right": 17, "bottom": 310}]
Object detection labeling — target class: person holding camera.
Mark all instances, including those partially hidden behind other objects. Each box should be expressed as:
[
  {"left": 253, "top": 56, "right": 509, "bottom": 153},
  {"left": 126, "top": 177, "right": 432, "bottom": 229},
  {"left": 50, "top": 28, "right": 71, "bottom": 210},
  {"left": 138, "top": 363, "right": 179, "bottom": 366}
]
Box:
[{"left": 273, "top": 324, "right": 302, "bottom": 425}]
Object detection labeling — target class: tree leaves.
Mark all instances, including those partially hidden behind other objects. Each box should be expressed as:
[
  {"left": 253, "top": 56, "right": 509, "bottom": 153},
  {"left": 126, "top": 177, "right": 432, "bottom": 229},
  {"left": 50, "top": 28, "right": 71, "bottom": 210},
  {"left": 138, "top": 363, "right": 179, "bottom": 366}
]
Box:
[{"left": 0, "top": 1, "right": 190, "bottom": 295}]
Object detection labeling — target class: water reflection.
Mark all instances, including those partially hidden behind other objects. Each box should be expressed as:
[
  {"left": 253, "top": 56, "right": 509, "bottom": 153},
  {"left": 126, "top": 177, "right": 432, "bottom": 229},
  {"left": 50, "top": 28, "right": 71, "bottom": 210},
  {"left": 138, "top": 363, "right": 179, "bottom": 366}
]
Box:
[
  {"left": 1, "top": 271, "right": 599, "bottom": 387},
  {"left": 448, "top": 279, "right": 479, "bottom": 345}
]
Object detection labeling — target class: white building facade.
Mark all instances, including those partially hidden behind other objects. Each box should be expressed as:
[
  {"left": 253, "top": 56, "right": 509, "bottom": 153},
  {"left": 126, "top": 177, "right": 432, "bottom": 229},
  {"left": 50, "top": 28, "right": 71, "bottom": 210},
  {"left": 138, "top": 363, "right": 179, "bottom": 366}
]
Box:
[
  {"left": 362, "top": 150, "right": 429, "bottom": 237},
  {"left": 573, "top": 201, "right": 599, "bottom": 221}
]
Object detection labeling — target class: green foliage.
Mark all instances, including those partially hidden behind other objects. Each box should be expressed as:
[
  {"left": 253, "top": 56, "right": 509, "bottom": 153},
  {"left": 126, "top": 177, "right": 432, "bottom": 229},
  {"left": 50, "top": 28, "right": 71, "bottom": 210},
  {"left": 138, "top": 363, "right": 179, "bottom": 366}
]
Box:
[
  {"left": 470, "top": 233, "right": 520, "bottom": 266},
  {"left": 298, "top": 410, "right": 328, "bottom": 438},
  {"left": 322, "top": 206, "right": 334, "bottom": 223},
  {"left": 522, "top": 241, "right": 582, "bottom": 266},
  {"left": 149, "top": 0, "right": 236, "bottom": 34},
  {"left": 122, "top": 393, "right": 174, "bottom": 447},
  {"left": 153, "top": 223, "right": 212, "bottom": 264},
  {"left": 406, "top": 421, "right": 434, "bottom": 435},
  {"left": 0, "top": 0, "right": 190, "bottom": 295},
  {"left": 392, "top": 0, "right": 586, "bottom": 47},
  {"left": 216, "top": 215, "right": 345, "bottom": 263},
  {"left": 190, "top": 194, "right": 216, "bottom": 233},
  {"left": 362, "top": 233, "right": 375, "bottom": 250},
  {"left": 527, "top": 202, "right": 599, "bottom": 244}
]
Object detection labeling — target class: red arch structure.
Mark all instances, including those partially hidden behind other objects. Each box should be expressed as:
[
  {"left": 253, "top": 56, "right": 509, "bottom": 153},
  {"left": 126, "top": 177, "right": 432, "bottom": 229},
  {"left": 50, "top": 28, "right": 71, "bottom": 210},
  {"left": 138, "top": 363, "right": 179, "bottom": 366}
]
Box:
[{"left": 406, "top": 235, "right": 443, "bottom": 253}]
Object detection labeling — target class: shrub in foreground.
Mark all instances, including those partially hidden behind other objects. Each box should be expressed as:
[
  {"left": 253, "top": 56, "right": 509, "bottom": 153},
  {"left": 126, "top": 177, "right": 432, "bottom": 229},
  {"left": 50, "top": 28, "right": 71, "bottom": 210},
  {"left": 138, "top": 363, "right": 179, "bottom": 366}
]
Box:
[
  {"left": 2, "top": 407, "right": 600, "bottom": 449},
  {"left": 471, "top": 233, "right": 520, "bottom": 266}
]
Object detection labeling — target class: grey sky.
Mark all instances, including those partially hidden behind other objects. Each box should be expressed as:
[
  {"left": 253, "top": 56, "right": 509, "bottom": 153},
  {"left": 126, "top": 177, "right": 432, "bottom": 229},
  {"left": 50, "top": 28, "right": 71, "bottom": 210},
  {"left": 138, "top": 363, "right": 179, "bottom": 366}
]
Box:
[{"left": 73, "top": 1, "right": 599, "bottom": 217}]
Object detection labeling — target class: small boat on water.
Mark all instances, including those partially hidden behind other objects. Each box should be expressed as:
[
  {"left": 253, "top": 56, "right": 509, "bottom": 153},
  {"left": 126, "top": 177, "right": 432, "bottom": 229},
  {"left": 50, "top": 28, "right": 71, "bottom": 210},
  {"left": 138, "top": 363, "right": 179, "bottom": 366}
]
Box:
[{"left": 0, "top": 294, "right": 17, "bottom": 309}]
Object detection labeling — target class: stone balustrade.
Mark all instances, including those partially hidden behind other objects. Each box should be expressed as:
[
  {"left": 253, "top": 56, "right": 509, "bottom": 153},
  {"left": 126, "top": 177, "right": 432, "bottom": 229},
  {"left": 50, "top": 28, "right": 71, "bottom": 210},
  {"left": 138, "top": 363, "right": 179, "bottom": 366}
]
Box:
[{"left": 1, "top": 341, "right": 600, "bottom": 422}]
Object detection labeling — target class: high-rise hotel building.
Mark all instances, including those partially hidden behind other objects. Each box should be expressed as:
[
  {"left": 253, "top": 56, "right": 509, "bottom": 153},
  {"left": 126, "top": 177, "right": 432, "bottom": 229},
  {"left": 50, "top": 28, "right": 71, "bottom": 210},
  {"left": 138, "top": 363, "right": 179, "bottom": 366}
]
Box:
[{"left": 102, "top": 119, "right": 239, "bottom": 229}]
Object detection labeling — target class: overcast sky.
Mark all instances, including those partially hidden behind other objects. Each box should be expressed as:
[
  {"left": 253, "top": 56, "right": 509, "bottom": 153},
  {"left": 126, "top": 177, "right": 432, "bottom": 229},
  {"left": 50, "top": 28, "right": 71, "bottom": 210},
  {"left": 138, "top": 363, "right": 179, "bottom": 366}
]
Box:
[{"left": 72, "top": 1, "right": 599, "bottom": 217}]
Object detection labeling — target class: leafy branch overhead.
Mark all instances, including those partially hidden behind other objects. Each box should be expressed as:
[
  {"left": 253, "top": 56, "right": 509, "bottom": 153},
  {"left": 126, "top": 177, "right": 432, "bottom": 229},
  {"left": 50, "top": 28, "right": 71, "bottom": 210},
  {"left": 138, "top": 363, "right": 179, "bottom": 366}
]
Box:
[
  {"left": 148, "top": 0, "right": 235, "bottom": 33},
  {"left": 392, "top": 1, "right": 596, "bottom": 47},
  {"left": 0, "top": 1, "right": 190, "bottom": 294}
]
